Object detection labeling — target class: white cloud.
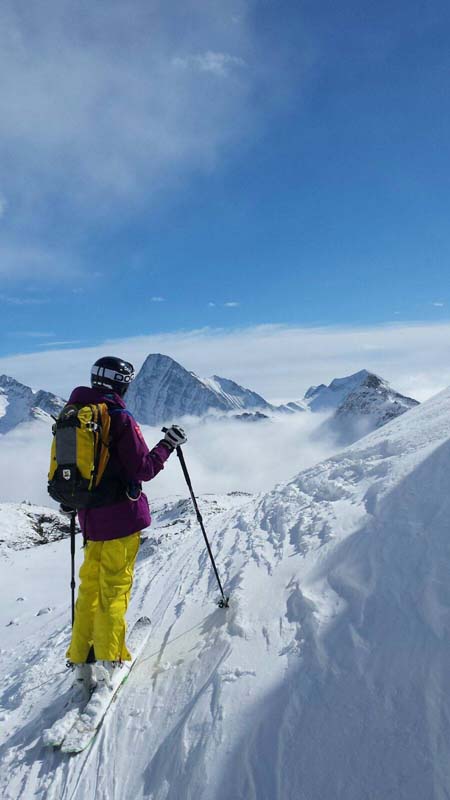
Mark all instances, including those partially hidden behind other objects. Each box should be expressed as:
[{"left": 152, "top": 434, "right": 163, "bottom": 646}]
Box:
[
  {"left": 0, "top": 411, "right": 334, "bottom": 506},
  {"left": 432, "top": 302, "right": 445, "bottom": 308},
  {"left": 9, "top": 331, "right": 54, "bottom": 338},
  {"left": 151, "top": 297, "right": 165, "bottom": 303},
  {"left": 0, "top": 1, "right": 282, "bottom": 220},
  {"left": 0, "top": 421, "right": 52, "bottom": 505},
  {"left": 0, "top": 243, "right": 78, "bottom": 280},
  {"left": 224, "top": 301, "right": 240, "bottom": 308},
  {"left": 36, "top": 341, "right": 82, "bottom": 347},
  {"left": 173, "top": 51, "right": 246, "bottom": 78},
  {"left": 0, "top": 294, "right": 50, "bottom": 306},
  {"left": 1, "top": 321, "right": 450, "bottom": 403}
]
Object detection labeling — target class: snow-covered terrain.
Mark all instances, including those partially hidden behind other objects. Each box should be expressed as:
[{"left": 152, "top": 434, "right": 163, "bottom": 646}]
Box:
[
  {"left": 0, "top": 503, "right": 71, "bottom": 554},
  {"left": 306, "top": 369, "right": 419, "bottom": 443},
  {"left": 126, "top": 353, "right": 276, "bottom": 424},
  {"left": 2, "top": 384, "right": 450, "bottom": 798},
  {"left": 304, "top": 369, "right": 381, "bottom": 411},
  {"left": 0, "top": 375, "right": 65, "bottom": 434}
]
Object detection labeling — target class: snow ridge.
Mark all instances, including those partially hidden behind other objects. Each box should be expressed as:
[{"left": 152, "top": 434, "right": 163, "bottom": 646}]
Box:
[{"left": 0, "top": 375, "right": 65, "bottom": 434}]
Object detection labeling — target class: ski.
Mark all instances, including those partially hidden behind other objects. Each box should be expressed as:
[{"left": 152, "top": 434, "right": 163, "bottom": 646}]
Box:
[
  {"left": 42, "top": 682, "right": 93, "bottom": 748},
  {"left": 44, "top": 617, "right": 151, "bottom": 753}
]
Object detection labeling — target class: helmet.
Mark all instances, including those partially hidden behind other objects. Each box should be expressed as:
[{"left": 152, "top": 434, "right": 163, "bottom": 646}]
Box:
[{"left": 91, "top": 356, "right": 135, "bottom": 398}]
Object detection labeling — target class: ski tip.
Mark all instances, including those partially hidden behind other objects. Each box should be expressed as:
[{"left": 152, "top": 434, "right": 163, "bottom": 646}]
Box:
[{"left": 135, "top": 615, "right": 151, "bottom": 627}]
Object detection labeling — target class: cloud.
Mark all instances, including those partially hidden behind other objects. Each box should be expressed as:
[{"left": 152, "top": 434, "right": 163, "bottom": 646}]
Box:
[
  {"left": 0, "top": 294, "right": 50, "bottom": 306},
  {"left": 0, "top": 420, "right": 54, "bottom": 506},
  {"left": 432, "top": 302, "right": 445, "bottom": 308},
  {"left": 1, "top": 321, "right": 450, "bottom": 403},
  {"left": 0, "top": 243, "right": 78, "bottom": 280},
  {"left": 151, "top": 297, "right": 165, "bottom": 303},
  {"left": 0, "top": 411, "right": 334, "bottom": 505},
  {"left": 9, "top": 331, "right": 54, "bottom": 338},
  {"left": 36, "top": 340, "right": 82, "bottom": 347},
  {"left": 173, "top": 51, "right": 246, "bottom": 78},
  {"left": 0, "top": 1, "right": 285, "bottom": 224},
  {"left": 224, "top": 301, "right": 240, "bottom": 308}
]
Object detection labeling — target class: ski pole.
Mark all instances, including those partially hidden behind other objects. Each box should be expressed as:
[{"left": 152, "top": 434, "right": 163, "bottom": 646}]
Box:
[
  {"left": 70, "top": 512, "right": 76, "bottom": 627},
  {"left": 162, "top": 428, "right": 229, "bottom": 608}
]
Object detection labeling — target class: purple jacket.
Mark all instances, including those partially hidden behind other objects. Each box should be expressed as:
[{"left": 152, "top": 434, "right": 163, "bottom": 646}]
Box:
[{"left": 69, "top": 386, "right": 172, "bottom": 541}]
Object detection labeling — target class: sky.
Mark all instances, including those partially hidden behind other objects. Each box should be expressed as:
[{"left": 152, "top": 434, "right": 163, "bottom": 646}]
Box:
[{"left": 1, "top": 0, "right": 449, "bottom": 396}]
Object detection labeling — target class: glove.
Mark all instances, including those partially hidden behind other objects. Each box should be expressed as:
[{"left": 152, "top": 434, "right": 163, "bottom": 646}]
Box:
[{"left": 163, "top": 425, "right": 187, "bottom": 449}]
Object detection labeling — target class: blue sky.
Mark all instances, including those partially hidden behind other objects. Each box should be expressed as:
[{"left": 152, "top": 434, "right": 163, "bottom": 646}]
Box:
[{"left": 1, "top": 0, "right": 449, "bottom": 360}]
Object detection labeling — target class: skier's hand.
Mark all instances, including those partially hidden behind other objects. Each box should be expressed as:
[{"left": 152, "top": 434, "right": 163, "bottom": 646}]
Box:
[{"left": 163, "top": 425, "right": 187, "bottom": 449}]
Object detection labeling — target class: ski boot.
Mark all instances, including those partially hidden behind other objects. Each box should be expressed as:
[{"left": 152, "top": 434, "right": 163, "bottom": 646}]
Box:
[
  {"left": 73, "top": 662, "right": 97, "bottom": 695},
  {"left": 95, "top": 660, "right": 122, "bottom": 691}
]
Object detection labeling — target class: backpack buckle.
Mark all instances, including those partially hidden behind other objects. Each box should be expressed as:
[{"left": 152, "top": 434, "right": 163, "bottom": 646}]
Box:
[{"left": 86, "top": 422, "right": 99, "bottom": 432}]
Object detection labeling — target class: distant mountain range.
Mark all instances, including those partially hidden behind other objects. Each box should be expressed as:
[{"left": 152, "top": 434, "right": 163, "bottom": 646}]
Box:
[
  {"left": 125, "top": 353, "right": 279, "bottom": 424},
  {"left": 125, "top": 356, "right": 418, "bottom": 442},
  {"left": 0, "top": 375, "right": 65, "bottom": 434},
  {"left": 0, "top": 358, "right": 419, "bottom": 444}
]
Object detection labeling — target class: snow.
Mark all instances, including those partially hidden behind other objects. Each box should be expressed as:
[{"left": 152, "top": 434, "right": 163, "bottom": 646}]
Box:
[
  {"left": 0, "top": 392, "right": 8, "bottom": 419},
  {"left": 0, "top": 503, "right": 71, "bottom": 553},
  {"left": 2, "top": 387, "right": 450, "bottom": 798},
  {"left": 126, "top": 353, "right": 275, "bottom": 425},
  {"left": 311, "top": 370, "right": 419, "bottom": 444},
  {"left": 304, "top": 369, "right": 376, "bottom": 411},
  {"left": 0, "top": 375, "right": 65, "bottom": 434}
]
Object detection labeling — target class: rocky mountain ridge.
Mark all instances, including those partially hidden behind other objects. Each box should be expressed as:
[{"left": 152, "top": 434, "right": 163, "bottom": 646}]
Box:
[
  {"left": 0, "top": 375, "right": 65, "bottom": 434},
  {"left": 0, "top": 360, "right": 419, "bottom": 445},
  {"left": 307, "top": 369, "right": 419, "bottom": 444}
]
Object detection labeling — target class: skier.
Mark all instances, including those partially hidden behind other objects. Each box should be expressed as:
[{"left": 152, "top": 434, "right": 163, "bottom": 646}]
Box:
[{"left": 64, "top": 356, "right": 186, "bottom": 691}]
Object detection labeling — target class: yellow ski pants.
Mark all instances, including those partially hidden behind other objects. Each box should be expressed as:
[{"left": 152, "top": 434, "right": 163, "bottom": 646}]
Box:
[{"left": 66, "top": 532, "right": 140, "bottom": 663}]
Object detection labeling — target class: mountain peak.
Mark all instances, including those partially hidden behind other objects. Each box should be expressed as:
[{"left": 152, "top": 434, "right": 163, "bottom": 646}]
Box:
[
  {"left": 140, "top": 353, "right": 187, "bottom": 374},
  {"left": 304, "top": 369, "right": 386, "bottom": 412},
  {"left": 0, "top": 375, "right": 65, "bottom": 433},
  {"left": 125, "top": 354, "right": 273, "bottom": 425}
]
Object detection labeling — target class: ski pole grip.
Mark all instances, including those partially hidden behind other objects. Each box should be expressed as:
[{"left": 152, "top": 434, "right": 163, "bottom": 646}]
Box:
[{"left": 161, "top": 426, "right": 183, "bottom": 454}]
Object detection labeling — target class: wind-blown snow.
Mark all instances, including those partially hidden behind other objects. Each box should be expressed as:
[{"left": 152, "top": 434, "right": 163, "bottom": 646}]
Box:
[{"left": 1, "top": 387, "right": 450, "bottom": 798}]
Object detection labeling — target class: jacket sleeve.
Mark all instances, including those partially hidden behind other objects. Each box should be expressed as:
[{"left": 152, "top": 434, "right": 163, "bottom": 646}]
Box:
[{"left": 114, "top": 413, "right": 172, "bottom": 482}]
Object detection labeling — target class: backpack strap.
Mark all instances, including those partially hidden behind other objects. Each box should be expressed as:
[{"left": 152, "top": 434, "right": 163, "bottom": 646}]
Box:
[{"left": 108, "top": 407, "right": 135, "bottom": 419}]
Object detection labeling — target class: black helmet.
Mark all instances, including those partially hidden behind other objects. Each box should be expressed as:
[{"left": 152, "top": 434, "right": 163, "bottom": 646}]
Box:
[{"left": 91, "top": 356, "right": 135, "bottom": 397}]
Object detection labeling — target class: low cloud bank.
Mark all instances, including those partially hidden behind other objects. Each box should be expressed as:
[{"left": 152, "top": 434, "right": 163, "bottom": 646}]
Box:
[{"left": 0, "top": 412, "right": 334, "bottom": 507}]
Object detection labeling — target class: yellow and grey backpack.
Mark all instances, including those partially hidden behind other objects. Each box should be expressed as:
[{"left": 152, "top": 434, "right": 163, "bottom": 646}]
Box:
[{"left": 48, "top": 403, "right": 116, "bottom": 510}]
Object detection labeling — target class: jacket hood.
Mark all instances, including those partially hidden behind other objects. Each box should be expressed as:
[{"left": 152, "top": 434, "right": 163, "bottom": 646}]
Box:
[{"left": 68, "top": 386, "right": 127, "bottom": 408}]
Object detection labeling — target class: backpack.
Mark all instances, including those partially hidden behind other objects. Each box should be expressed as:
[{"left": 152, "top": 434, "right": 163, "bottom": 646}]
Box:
[{"left": 48, "top": 402, "right": 119, "bottom": 510}]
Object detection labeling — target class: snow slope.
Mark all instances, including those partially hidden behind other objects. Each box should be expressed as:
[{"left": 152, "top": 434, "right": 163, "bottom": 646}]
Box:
[
  {"left": 2, "top": 388, "right": 450, "bottom": 799},
  {"left": 0, "top": 503, "right": 71, "bottom": 554}
]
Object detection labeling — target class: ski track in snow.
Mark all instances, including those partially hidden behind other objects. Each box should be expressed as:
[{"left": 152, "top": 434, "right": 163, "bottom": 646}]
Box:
[{"left": 2, "top": 391, "right": 450, "bottom": 798}]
